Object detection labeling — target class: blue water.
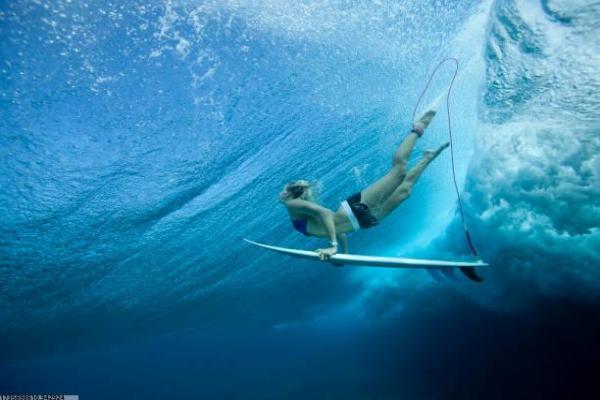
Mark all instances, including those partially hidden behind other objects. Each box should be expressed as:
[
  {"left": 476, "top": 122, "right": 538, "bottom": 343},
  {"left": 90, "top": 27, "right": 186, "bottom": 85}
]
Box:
[{"left": 1, "top": 0, "right": 599, "bottom": 398}]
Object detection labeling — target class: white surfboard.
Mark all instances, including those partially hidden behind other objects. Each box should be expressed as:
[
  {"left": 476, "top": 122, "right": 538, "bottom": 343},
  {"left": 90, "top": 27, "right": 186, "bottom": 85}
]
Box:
[{"left": 243, "top": 238, "right": 489, "bottom": 269}]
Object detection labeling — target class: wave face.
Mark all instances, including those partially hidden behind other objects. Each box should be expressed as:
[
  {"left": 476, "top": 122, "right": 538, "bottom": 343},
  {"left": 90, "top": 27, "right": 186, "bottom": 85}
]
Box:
[
  {"left": 448, "top": 0, "right": 600, "bottom": 308},
  {"left": 1, "top": 0, "right": 598, "bottom": 366},
  {"left": 0, "top": 0, "right": 482, "bottom": 357}
]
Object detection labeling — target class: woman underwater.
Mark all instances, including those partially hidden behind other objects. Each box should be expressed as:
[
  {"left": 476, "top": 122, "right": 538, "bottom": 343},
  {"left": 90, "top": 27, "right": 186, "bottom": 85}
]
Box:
[{"left": 279, "top": 110, "right": 449, "bottom": 260}]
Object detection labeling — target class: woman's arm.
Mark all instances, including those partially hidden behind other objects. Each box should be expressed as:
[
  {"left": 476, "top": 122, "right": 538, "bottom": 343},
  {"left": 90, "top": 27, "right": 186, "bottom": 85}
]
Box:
[
  {"left": 316, "top": 210, "right": 338, "bottom": 260},
  {"left": 336, "top": 232, "right": 349, "bottom": 254},
  {"left": 318, "top": 208, "right": 337, "bottom": 246},
  {"left": 285, "top": 199, "right": 338, "bottom": 259}
]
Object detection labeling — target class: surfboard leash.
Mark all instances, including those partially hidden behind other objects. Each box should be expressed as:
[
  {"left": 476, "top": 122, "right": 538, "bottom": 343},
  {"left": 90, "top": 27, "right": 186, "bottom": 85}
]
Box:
[{"left": 412, "top": 57, "right": 482, "bottom": 282}]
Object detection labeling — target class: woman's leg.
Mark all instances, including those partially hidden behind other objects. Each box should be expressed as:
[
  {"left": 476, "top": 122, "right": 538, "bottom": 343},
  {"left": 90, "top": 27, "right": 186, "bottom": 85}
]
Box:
[
  {"left": 360, "top": 111, "right": 436, "bottom": 208},
  {"left": 391, "top": 110, "right": 436, "bottom": 170},
  {"left": 375, "top": 142, "right": 450, "bottom": 219}
]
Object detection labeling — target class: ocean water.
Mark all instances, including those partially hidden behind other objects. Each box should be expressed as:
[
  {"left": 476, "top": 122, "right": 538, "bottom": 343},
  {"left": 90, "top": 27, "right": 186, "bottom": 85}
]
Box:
[{"left": 1, "top": 0, "right": 599, "bottom": 398}]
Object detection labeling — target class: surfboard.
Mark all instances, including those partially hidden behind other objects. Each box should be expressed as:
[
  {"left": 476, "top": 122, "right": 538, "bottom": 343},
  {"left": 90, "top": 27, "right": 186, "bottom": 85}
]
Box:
[{"left": 243, "top": 238, "right": 489, "bottom": 269}]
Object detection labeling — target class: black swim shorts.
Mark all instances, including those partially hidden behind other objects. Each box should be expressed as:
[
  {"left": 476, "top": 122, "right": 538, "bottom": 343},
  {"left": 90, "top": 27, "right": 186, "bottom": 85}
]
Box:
[{"left": 345, "top": 192, "right": 380, "bottom": 229}]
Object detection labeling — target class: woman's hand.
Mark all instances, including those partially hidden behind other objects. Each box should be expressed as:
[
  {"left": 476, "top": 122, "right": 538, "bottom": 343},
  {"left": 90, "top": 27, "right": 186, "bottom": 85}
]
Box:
[{"left": 316, "top": 246, "right": 338, "bottom": 261}]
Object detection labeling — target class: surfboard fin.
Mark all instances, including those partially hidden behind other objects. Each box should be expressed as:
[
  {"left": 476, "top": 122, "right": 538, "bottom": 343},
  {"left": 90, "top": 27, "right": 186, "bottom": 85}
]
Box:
[{"left": 460, "top": 266, "right": 483, "bottom": 282}]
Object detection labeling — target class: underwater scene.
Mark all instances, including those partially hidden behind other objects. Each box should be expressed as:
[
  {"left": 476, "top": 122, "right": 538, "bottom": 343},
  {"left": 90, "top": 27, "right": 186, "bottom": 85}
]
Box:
[{"left": 1, "top": 0, "right": 599, "bottom": 398}]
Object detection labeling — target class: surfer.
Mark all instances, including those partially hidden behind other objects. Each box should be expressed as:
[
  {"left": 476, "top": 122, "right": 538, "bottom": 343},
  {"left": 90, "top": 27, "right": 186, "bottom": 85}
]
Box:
[{"left": 279, "top": 110, "right": 449, "bottom": 260}]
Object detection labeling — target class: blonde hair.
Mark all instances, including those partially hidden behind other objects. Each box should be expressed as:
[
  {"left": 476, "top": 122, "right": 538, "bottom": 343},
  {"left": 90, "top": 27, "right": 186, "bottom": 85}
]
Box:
[{"left": 279, "top": 180, "right": 315, "bottom": 202}]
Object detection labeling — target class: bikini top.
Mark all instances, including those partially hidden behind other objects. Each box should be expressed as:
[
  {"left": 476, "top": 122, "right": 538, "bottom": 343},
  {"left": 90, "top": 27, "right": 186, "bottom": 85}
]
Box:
[{"left": 291, "top": 219, "right": 309, "bottom": 236}]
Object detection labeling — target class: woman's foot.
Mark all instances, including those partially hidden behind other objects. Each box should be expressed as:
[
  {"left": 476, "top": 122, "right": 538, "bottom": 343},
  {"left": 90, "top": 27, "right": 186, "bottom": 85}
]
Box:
[
  {"left": 412, "top": 110, "right": 436, "bottom": 136},
  {"left": 423, "top": 142, "right": 450, "bottom": 160}
]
